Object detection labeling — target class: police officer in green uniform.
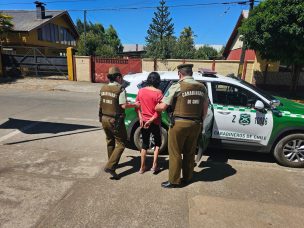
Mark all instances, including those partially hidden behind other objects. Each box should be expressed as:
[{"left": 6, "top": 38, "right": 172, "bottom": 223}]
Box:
[
  {"left": 99, "top": 66, "right": 139, "bottom": 179},
  {"left": 155, "top": 64, "right": 208, "bottom": 188}
]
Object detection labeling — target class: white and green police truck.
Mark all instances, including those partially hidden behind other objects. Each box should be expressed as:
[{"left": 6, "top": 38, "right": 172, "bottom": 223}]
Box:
[{"left": 123, "top": 71, "right": 304, "bottom": 168}]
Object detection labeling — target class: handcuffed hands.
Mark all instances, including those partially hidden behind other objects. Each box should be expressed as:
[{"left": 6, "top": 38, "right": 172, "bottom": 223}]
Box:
[
  {"left": 134, "top": 101, "right": 140, "bottom": 108},
  {"left": 139, "top": 118, "right": 144, "bottom": 128},
  {"left": 144, "top": 119, "right": 153, "bottom": 129}
]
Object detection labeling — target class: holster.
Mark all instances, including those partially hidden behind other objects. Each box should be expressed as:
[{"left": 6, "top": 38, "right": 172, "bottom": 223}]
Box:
[
  {"left": 114, "top": 114, "right": 124, "bottom": 133},
  {"left": 169, "top": 113, "right": 175, "bottom": 128}
]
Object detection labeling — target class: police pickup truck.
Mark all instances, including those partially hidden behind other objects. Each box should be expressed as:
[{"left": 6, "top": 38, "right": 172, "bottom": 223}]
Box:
[{"left": 123, "top": 71, "right": 304, "bottom": 168}]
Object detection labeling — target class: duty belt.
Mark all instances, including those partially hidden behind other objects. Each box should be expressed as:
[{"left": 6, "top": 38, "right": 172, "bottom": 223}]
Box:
[
  {"left": 174, "top": 116, "right": 200, "bottom": 122},
  {"left": 102, "top": 113, "right": 125, "bottom": 118}
]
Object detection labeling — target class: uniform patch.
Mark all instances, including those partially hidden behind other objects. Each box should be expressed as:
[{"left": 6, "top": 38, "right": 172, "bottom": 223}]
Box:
[{"left": 239, "top": 114, "right": 251, "bottom": 126}]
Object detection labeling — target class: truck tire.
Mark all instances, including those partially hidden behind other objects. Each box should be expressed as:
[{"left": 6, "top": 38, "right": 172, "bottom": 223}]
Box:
[
  {"left": 133, "top": 126, "right": 168, "bottom": 154},
  {"left": 273, "top": 133, "right": 304, "bottom": 168}
]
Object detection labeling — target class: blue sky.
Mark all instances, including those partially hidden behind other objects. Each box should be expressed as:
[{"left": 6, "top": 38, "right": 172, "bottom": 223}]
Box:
[{"left": 1, "top": 0, "right": 251, "bottom": 45}]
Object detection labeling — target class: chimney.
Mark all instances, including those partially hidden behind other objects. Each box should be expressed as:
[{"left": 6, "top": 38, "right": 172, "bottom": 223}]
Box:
[
  {"left": 136, "top": 44, "right": 138, "bottom": 52},
  {"left": 35, "top": 1, "right": 46, "bottom": 19}
]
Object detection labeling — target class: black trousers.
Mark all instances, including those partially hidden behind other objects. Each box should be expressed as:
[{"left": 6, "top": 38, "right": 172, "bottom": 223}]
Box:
[{"left": 141, "top": 123, "right": 161, "bottom": 150}]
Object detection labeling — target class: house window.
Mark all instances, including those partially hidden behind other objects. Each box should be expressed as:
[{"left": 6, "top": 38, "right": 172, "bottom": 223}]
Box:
[
  {"left": 50, "top": 24, "right": 55, "bottom": 42},
  {"left": 37, "top": 28, "right": 43, "bottom": 40},
  {"left": 37, "top": 23, "right": 76, "bottom": 46},
  {"left": 44, "top": 23, "right": 51, "bottom": 41},
  {"left": 59, "top": 26, "right": 76, "bottom": 46},
  {"left": 54, "top": 25, "right": 59, "bottom": 43}
]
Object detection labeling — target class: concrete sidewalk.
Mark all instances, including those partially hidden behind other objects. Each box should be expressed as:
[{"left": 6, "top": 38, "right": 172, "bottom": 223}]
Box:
[
  {"left": 0, "top": 77, "right": 103, "bottom": 93},
  {"left": 53, "top": 81, "right": 102, "bottom": 93}
]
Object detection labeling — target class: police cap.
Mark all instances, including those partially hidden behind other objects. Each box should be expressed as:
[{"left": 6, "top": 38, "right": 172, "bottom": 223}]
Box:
[
  {"left": 108, "top": 66, "right": 121, "bottom": 76},
  {"left": 177, "top": 63, "right": 194, "bottom": 70}
]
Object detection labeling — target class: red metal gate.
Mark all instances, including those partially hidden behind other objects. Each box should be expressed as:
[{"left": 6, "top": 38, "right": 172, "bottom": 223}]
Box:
[{"left": 92, "top": 57, "right": 142, "bottom": 83}]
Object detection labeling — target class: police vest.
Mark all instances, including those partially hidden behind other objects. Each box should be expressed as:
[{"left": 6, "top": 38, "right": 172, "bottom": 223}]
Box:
[
  {"left": 173, "top": 81, "right": 206, "bottom": 119},
  {"left": 99, "top": 84, "right": 124, "bottom": 117}
]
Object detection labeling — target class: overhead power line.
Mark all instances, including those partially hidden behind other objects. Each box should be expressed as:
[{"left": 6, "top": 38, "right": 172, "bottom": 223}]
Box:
[
  {"left": 0, "top": 0, "right": 96, "bottom": 6},
  {"left": 73, "top": 1, "right": 251, "bottom": 11},
  {"left": 0, "top": 1, "right": 252, "bottom": 12}
]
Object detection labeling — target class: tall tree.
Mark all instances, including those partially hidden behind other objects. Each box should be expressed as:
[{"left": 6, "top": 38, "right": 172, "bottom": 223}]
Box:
[
  {"left": 77, "top": 31, "right": 102, "bottom": 56},
  {"left": 75, "top": 19, "right": 122, "bottom": 57},
  {"left": 145, "top": 0, "right": 175, "bottom": 59},
  {"left": 195, "top": 45, "right": 218, "bottom": 59},
  {"left": 239, "top": 0, "right": 304, "bottom": 93},
  {"left": 0, "top": 13, "right": 13, "bottom": 42},
  {"left": 76, "top": 19, "right": 105, "bottom": 36},
  {"left": 173, "top": 26, "right": 196, "bottom": 59},
  {"left": 105, "top": 25, "right": 123, "bottom": 53}
]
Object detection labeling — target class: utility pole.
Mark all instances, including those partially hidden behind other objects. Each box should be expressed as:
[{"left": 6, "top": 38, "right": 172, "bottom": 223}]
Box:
[
  {"left": 237, "top": 0, "right": 254, "bottom": 78},
  {"left": 84, "top": 10, "right": 87, "bottom": 55}
]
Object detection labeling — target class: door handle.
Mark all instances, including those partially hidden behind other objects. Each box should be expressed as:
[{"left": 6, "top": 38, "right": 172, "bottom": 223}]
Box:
[{"left": 218, "top": 111, "right": 231, "bottom": 115}]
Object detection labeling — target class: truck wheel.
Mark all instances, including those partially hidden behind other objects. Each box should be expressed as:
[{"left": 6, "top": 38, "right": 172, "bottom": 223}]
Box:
[
  {"left": 133, "top": 126, "right": 168, "bottom": 154},
  {"left": 273, "top": 134, "right": 304, "bottom": 168}
]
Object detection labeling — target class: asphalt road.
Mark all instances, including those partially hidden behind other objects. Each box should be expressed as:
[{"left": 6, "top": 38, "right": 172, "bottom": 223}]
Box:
[{"left": 0, "top": 85, "right": 304, "bottom": 228}]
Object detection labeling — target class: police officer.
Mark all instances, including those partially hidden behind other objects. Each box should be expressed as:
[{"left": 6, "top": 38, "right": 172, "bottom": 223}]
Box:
[
  {"left": 99, "top": 66, "right": 139, "bottom": 179},
  {"left": 155, "top": 64, "right": 208, "bottom": 188}
]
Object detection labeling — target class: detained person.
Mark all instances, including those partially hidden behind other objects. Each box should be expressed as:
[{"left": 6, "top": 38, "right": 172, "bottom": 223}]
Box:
[{"left": 136, "top": 72, "right": 163, "bottom": 174}]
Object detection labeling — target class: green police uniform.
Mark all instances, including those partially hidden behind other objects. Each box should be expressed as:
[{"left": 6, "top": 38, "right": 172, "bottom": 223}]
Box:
[
  {"left": 162, "top": 75, "right": 208, "bottom": 184},
  {"left": 99, "top": 81, "right": 127, "bottom": 171}
]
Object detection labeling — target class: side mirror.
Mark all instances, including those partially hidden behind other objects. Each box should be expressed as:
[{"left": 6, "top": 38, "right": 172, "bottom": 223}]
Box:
[
  {"left": 270, "top": 99, "right": 280, "bottom": 108},
  {"left": 254, "top": 100, "right": 265, "bottom": 111}
]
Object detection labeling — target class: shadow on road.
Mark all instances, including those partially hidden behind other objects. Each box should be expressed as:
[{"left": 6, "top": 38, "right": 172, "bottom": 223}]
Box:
[
  {"left": 192, "top": 160, "right": 237, "bottom": 183},
  {"left": 1, "top": 118, "right": 101, "bottom": 145},
  {"left": 0, "top": 75, "right": 22, "bottom": 84},
  {"left": 205, "top": 148, "right": 276, "bottom": 164},
  {"left": 117, "top": 155, "right": 169, "bottom": 178},
  {"left": 0, "top": 118, "right": 99, "bottom": 134},
  {"left": 4, "top": 128, "right": 101, "bottom": 145},
  {"left": 118, "top": 147, "right": 277, "bottom": 181},
  {"left": 190, "top": 148, "right": 277, "bottom": 183}
]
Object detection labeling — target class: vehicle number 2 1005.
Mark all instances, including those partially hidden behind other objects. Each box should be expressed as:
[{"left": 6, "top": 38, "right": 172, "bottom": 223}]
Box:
[
  {"left": 255, "top": 117, "right": 268, "bottom": 125},
  {"left": 231, "top": 115, "right": 268, "bottom": 126}
]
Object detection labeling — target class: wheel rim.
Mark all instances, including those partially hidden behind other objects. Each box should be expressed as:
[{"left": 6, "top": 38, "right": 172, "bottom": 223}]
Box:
[{"left": 283, "top": 139, "right": 304, "bottom": 163}]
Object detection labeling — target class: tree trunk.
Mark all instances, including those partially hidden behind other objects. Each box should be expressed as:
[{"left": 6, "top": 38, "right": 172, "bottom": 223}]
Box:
[
  {"left": 153, "top": 58, "right": 157, "bottom": 71},
  {"left": 291, "top": 64, "right": 302, "bottom": 95}
]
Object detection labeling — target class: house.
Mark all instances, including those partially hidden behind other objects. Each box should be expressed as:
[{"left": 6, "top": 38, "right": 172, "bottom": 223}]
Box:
[
  {"left": 222, "top": 10, "right": 255, "bottom": 61},
  {"left": 223, "top": 10, "right": 279, "bottom": 75},
  {"left": 0, "top": 1, "right": 79, "bottom": 56},
  {"left": 120, "top": 44, "right": 145, "bottom": 58}
]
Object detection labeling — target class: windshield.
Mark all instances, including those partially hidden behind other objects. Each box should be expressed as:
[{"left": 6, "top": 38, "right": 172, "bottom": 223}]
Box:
[{"left": 240, "top": 80, "right": 276, "bottom": 101}]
